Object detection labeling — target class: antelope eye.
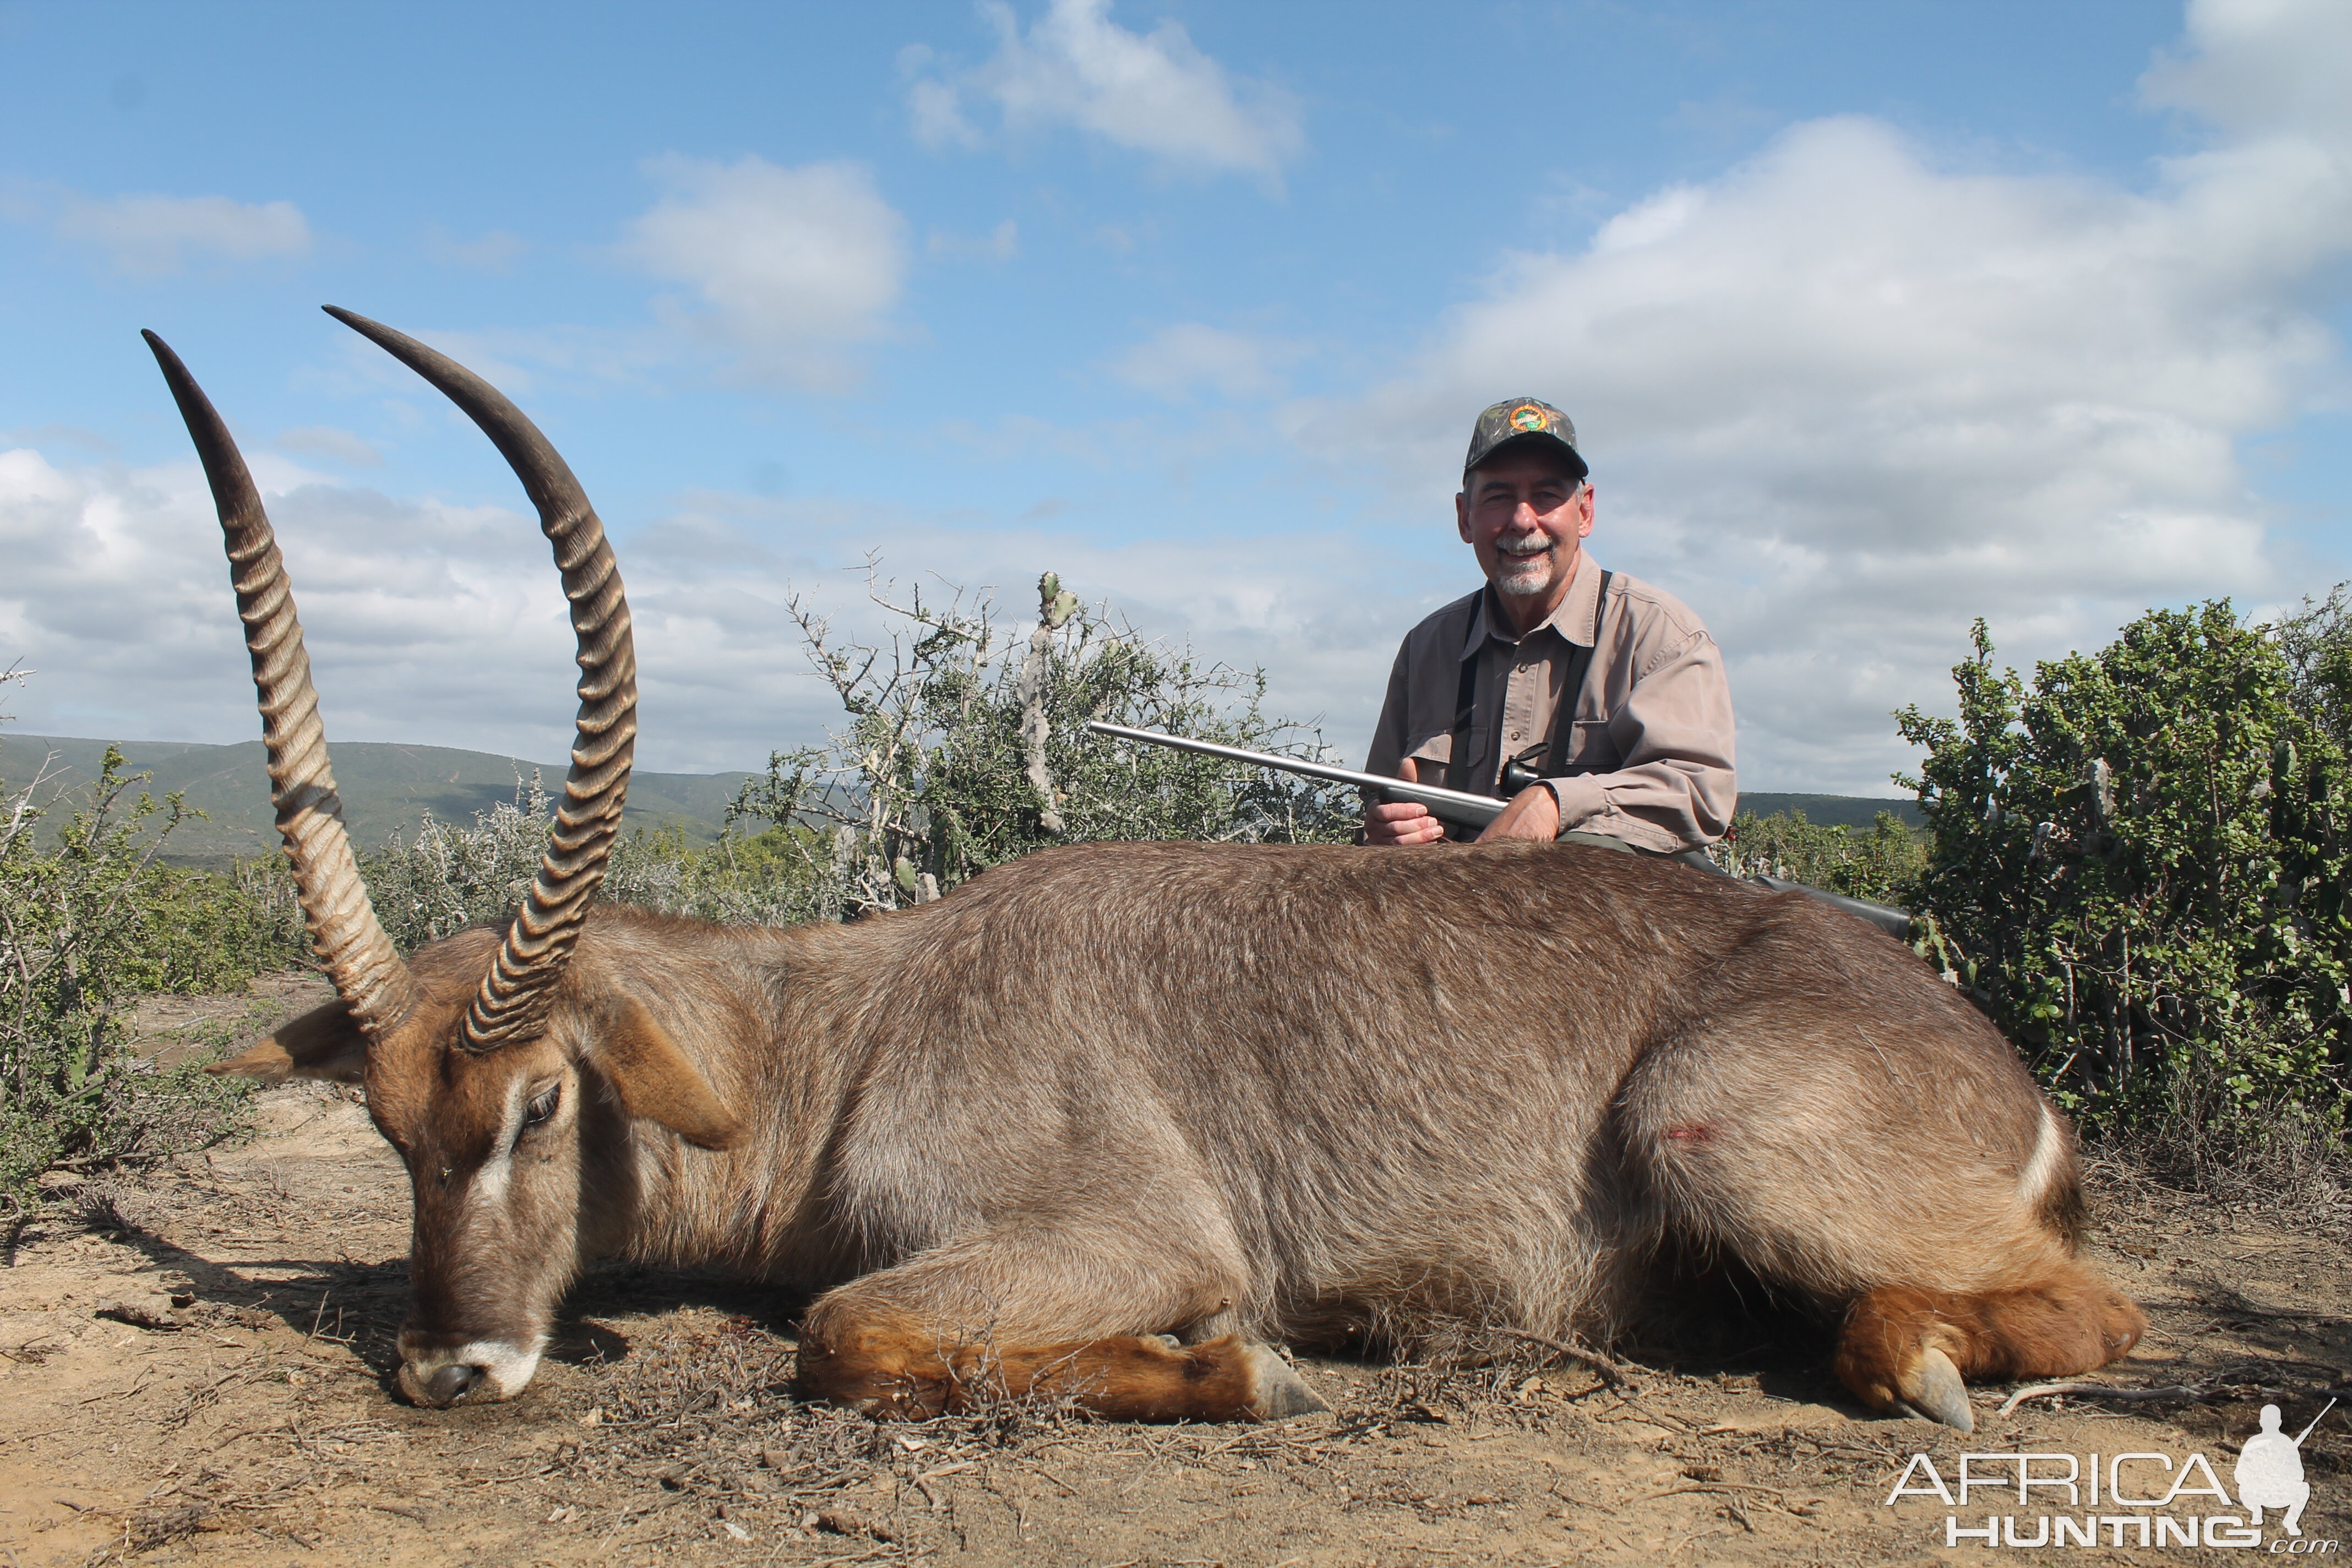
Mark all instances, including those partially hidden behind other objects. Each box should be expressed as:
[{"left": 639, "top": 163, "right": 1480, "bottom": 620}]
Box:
[{"left": 522, "top": 1085, "right": 560, "bottom": 1129}]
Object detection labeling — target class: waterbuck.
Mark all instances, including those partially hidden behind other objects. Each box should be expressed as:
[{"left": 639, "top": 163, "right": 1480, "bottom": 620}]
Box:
[{"left": 150, "top": 311, "right": 2143, "bottom": 1432}]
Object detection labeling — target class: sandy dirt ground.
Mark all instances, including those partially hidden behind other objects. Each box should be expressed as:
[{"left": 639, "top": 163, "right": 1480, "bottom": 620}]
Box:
[{"left": 2, "top": 978, "right": 2347, "bottom": 1567}]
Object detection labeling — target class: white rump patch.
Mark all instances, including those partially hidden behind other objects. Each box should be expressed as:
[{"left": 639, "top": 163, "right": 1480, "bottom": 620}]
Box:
[{"left": 2018, "top": 1102, "right": 2065, "bottom": 1211}]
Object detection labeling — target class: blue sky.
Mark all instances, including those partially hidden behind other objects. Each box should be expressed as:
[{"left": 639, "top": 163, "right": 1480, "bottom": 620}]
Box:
[{"left": 4, "top": 0, "right": 2349, "bottom": 793}]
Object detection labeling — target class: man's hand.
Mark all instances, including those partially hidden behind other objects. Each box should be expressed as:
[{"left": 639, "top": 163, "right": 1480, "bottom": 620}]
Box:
[
  {"left": 1361, "top": 757, "right": 1447, "bottom": 847},
  {"left": 1476, "top": 782, "right": 1561, "bottom": 843}
]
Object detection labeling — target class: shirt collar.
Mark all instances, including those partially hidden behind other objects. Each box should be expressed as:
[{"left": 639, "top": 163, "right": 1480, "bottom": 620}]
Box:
[{"left": 1457, "top": 552, "right": 1604, "bottom": 661}]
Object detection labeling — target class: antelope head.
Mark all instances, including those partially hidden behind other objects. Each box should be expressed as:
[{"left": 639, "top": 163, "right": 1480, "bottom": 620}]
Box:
[{"left": 148, "top": 312, "right": 745, "bottom": 1407}]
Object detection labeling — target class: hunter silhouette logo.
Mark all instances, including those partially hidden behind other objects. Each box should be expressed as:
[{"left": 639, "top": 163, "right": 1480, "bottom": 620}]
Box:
[
  {"left": 2240, "top": 1400, "right": 2330, "bottom": 1537},
  {"left": 1885, "top": 1398, "right": 2337, "bottom": 1550}
]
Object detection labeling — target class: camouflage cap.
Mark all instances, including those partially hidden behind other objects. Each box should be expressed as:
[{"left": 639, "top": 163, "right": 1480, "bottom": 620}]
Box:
[{"left": 1462, "top": 397, "right": 1587, "bottom": 482}]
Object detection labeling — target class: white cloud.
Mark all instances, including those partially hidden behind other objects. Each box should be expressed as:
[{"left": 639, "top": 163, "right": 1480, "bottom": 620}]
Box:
[
  {"left": 0, "top": 446, "right": 837, "bottom": 774},
  {"left": 906, "top": 0, "right": 1304, "bottom": 183},
  {"left": 621, "top": 156, "right": 908, "bottom": 389},
  {"left": 2144, "top": 0, "right": 2352, "bottom": 142},
  {"left": 35, "top": 189, "right": 311, "bottom": 276},
  {"left": 1113, "top": 323, "right": 1299, "bottom": 401},
  {"left": 0, "top": 438, "right": 1410, "bottom": 778},
  {"left": 2, "top": 447, "right": 572, "bottom": 760},
  {"left": 1299, "top": 0, "right": 2352, "bottom": 793}
]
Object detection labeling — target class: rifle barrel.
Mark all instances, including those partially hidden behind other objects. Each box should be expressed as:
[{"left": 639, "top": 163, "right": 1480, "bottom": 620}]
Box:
[{"left": 1082, "top": 721, "right": 1504, "bottom": 830}]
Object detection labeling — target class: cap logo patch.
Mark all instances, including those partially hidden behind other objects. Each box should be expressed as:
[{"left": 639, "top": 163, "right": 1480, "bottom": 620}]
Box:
[{"left": 1509, "top": 404, "right": 1549, "bottom": 432}]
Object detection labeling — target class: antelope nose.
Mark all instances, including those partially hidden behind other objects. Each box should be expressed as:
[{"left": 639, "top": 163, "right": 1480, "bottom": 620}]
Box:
[{"left": 424, "top": 1363, "right": 483, "bottom": 1404}]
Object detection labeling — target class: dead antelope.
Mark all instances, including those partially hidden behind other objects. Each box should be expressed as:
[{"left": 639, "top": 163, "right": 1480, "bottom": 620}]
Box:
[{"left": 149, "top": 312, "right": 2143, "bottom": 1431}]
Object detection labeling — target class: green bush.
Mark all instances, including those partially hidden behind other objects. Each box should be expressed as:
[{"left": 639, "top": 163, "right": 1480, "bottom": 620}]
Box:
[
  {"left": 360, "top": 780, "right": 825, "bottom": 955},
  {"left": 1895, "top": 606, "right": 2352, "bottom": 1156},
  {"left": 0, "top": 742, "right": 270, "bottom": 1218},
  {"left": 1717, "top": 808, "right": 1924, "bottom": 905}
]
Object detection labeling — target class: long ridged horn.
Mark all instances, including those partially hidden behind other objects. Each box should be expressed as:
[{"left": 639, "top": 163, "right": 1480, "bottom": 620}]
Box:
[
  {"left": 322, "top": 307, "right": 636, "bottom": 1052},
  {"left": 141, "top": 330, "right": 419, "bottom": 1038}
]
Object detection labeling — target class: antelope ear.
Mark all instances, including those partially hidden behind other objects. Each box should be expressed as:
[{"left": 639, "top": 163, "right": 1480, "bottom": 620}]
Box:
[
  {"left": 594, "top": 995, "right": 747, "bottom": 1152},
  {"left": 211, "top": 999, "right": 366, "bottom": 1082}
]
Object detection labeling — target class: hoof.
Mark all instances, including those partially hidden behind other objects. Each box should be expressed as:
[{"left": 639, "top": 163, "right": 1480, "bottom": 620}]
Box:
[
  {"left": 1240, "top": 1342, "right": 1329, "bottom": 1420},
  {"left": 1895, "top": 1346, "right": 1974, "bottom": 1432}
]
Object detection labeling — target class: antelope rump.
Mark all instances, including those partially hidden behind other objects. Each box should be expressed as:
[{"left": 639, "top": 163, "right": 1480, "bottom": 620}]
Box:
[{"left": 149, "top": 311, "right": 2144, "bottom": 1431}]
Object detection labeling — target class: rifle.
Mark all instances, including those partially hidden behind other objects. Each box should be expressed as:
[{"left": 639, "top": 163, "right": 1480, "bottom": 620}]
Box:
[
  {"left": 1082, "top": 721, "right": 1917, "bottom": 941},
  {"left": 1084, "top": 721, "right": 1507, "bottom": 832}
]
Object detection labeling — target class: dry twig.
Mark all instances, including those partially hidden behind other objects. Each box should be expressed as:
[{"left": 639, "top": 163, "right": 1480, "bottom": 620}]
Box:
[
  {"left": 1478, "top": 1325, "right": 1638, "bottom": 1389},
  {"left": 1996, "top": 1381, "right": 2203, "bottom": 1415}
]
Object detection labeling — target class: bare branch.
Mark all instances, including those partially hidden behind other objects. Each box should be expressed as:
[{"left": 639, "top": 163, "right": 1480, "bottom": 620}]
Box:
[
  {"left": 1476, "top": 1325, "right": 1638, "bottom": 1390},
  {"left": 1996, "top": 1381, "right": 2202, "bottom": 1415}
]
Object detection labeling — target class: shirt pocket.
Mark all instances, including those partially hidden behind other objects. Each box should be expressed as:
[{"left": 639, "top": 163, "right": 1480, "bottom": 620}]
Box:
[
  {"left": 1405, "top": 734, "right": 1453, "bottom": 767},
  {"left": 1565, "top": 718, "right": 1618, "bottom": 773}
]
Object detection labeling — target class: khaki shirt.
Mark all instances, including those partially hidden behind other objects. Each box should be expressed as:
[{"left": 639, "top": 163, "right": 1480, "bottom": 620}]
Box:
[{"left": 1364, "top": 559, "right": 1736, "bottom": 852}]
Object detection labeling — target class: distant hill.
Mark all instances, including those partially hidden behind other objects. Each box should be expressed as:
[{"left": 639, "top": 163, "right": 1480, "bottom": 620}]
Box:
[
  {"left": 1736, "top": 792, "right": 1923, "bottom": 830},
  {"left": 0, "top": 733, "right": 753, "bottom": 866}
]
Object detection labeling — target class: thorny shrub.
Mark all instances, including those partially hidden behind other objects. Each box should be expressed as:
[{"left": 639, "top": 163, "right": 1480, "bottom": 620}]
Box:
[
  {"left": 1895, "top": 604, "right": 2352, "bottom": 1178},
  {"left": 728, "top": 569, "right": 1358, "bottom": 918},
  {"left": 0, "top": 683, "right": 265, "bottom": 1221}
]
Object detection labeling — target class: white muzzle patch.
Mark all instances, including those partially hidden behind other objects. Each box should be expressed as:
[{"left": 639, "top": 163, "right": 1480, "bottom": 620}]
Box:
[{"left": 398, "top": 1335, "right": 545, "bottom": 1406}]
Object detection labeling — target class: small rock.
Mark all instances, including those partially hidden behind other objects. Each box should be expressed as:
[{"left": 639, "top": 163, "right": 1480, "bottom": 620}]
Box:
[
  {"left": 95, "top": 1294, "right": 189, "bottom": 1331},
  {"left": 814, "top": 1508, "right": 899, "bottom": 1543}
]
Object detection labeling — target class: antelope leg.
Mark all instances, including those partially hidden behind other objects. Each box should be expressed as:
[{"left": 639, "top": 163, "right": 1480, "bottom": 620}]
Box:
[{"left": 793, "top": 1214, "right": 1312, "bottom": 1422}]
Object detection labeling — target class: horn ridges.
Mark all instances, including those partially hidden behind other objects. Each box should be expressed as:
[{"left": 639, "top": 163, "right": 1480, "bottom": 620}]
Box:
[
  {"left": 141, "top": 330, "right": 418, "bottom": 1039},
  {"left": 320, "top": 307, "right": 636, "bottom": 1051}
]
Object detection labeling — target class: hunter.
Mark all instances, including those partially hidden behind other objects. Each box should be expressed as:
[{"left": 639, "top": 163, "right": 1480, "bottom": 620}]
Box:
[{"left": 1360, "top": 397, "right": 1736, "bottom": 856}]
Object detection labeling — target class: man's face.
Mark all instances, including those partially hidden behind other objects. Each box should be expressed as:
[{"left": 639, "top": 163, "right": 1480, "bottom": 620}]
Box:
[{"left": 1455, "top": 447, "right": 1594, "bottom": 605}]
